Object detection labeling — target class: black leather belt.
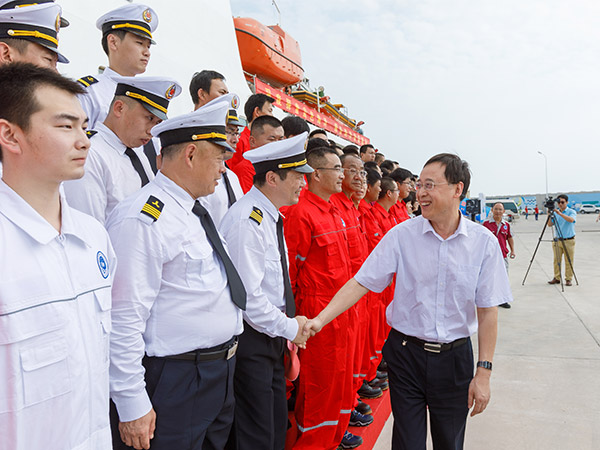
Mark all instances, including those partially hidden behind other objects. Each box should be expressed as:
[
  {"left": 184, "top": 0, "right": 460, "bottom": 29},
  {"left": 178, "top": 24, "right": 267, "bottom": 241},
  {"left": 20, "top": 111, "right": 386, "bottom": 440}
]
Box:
[
  {"left": 394, "top": 330, "right": 468, "bottom": 354},
  {"left": 161, "top": 337, "right": 238, "bottom": 362},
  {"left": 553, "top": 236, "right": 574, "bottom": 241}
]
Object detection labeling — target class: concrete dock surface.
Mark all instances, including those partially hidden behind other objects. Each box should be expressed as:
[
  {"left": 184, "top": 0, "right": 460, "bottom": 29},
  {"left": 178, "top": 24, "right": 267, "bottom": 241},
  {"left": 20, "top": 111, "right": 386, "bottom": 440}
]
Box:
[{"left": 373, "top": 212, "right": 600, "bottom": 449}]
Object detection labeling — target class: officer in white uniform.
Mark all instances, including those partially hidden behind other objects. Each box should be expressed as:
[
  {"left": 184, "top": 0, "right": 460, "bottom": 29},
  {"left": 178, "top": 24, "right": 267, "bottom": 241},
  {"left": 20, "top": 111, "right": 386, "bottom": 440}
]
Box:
[
  {"left": 200, "top": 108, "right": 244, "bottom": 226},
  {"left": 219, "top": 132, "right": 312, "bottom": 450},
  {"left": 107, "top": 93, "right": 246, "bottom": 450},
  {"left": 0, "top": 1, "right": 70, "bottom": 177},
  {"left": 0, "top": 1, "right": 69, "bottom": 69},
  {"left": 0, "top": 63, "right": 116, "bottom": 450},
  {"left": 77, "top": 3, "right": 158, "bottom": 129},
  {"left": 64, "top": 76, "right": 181, "bottom": 224}
]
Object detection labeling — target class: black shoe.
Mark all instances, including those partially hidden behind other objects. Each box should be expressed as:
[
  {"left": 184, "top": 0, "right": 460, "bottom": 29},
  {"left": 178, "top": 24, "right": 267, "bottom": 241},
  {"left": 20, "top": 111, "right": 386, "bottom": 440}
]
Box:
[
  {"left": 358, "top": 380, "right": 383, "bottom": 399},
  {"left": 377, "top": 360, "right": 388, "bottom": 372},
  {"left": 355, "top": 399, "right": 372, "bottom": 415},
  {"left": 376, "top": 370, "right": 388, "bottom": 380},
  {"left": 498, "top": 302, "right": 511, "bottom": 309},
  {"left": 368, "top": 377, "right": 389, "bottom": 391}
]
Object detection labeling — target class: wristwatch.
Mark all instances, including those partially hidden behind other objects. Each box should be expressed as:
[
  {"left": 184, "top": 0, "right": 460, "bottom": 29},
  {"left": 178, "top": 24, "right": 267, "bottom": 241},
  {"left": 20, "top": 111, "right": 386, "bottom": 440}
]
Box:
[{"left": 477, "top": 361, "right": 493, "bottom": 371}]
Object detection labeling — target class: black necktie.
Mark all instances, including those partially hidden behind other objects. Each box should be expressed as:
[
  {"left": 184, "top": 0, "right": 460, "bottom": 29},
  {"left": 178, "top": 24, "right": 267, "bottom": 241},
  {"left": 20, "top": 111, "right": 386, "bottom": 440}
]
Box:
[
  {"left": 276, "top": 216, "right": 295, "bottom": 317},
  {"left": 124, "top": 147, "right": 150, "bottom": 187},
  {"left": 192, "top": 201, "right": 246, "bottom": 310},
  {"left": 222, "top": 171, "right": 237, "bottom": 207},
  {"left": 143, "top": 141, "right": 158, "bottom": 175}
]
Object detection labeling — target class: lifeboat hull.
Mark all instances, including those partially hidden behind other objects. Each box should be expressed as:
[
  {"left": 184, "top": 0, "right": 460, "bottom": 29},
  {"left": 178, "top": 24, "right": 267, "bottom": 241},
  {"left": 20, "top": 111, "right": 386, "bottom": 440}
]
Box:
[{"left": 234, "top": 17, "right": 304, "bottom": 88}]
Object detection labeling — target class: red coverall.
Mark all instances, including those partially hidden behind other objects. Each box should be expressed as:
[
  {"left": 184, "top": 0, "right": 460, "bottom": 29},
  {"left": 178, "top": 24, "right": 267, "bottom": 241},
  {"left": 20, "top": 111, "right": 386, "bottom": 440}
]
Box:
[
  {"left": 229, "top": 126, "right": 255, "bottom": 193},
  {"left": 390, "top": 200, "right": 410, "bottom": 223},
  {"left": 369, "top": 202, "right": 399, "bottom": 368},
  {"left": 330, "top": 192, "right": 369, "bottom": 406},
  {"left": 357, "top": 200, "right": 385, "bottom": 381},
  {"left": 284, "top": 190, "right": 352, "bottom": 450}
]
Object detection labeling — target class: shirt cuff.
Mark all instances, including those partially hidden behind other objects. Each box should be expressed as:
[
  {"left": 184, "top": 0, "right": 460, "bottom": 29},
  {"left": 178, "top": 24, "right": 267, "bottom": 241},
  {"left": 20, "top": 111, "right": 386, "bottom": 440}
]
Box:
[
  {"left": 282, "top": 316, "right": 299, "bottom": 342},
  {"left": 112, "top": 390, "right": 153, "bottom": 423}
]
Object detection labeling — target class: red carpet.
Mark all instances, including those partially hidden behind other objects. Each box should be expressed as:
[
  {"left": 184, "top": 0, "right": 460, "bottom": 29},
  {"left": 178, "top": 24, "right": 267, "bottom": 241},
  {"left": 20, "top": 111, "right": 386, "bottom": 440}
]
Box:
[{"left": 285, "top": 389, "right": 392, "bottom": 449}]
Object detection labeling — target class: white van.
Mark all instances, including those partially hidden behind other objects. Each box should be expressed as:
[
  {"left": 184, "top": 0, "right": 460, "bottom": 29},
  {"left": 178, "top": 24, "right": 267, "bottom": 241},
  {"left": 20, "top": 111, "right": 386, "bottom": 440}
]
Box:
[{"left": 485, "top": 199, "right": 520, "bottom": 222}]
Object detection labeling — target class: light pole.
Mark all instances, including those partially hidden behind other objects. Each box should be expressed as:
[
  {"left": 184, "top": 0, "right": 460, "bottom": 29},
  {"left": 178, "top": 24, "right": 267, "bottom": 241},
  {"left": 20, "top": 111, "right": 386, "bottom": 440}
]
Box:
[{"left": 537, "top": 150, "right": 548, "bottom": 198}]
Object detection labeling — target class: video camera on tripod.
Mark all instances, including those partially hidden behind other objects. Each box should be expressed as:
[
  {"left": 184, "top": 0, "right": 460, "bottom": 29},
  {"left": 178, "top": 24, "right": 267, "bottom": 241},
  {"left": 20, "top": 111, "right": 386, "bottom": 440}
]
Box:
[{"left": 544, "top": 196, "right": 556, "bottom": 212}]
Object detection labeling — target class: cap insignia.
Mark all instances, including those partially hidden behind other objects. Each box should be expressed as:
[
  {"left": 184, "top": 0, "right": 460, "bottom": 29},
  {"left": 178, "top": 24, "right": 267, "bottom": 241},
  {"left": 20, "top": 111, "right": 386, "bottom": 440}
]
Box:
[
  {"left": 231, "top": 94, "right": 240, "bottom": 109},
  {"left": 142, "top": 8, "right": 152, "bottom": 23},
  {"left": 165, "top": 84, "right": 176, "bottom": 100},
  {"left": 55, "top": 14, "right": 60, "bottom": 33}
]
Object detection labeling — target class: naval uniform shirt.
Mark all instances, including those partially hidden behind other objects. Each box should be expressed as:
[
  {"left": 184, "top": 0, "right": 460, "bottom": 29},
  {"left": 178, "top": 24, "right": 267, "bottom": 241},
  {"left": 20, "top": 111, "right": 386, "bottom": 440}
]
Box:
[
  {"left": 0, "top": 180, "right": 115, "bottom": 450},
  {"left": 63, "top": 122, "right": 155, "bottom": 225},
  {"left": 355, "top": 214, "right": 513, "bottom": 343},
  {"left": 78, "top": 66, "right": 120, "bottom": 129},
  {"left": 106, "top": 172, "right": 243, "bottom": 422},
  {"left": 219, "top": 186, "right": 298, "bottom": 341}
]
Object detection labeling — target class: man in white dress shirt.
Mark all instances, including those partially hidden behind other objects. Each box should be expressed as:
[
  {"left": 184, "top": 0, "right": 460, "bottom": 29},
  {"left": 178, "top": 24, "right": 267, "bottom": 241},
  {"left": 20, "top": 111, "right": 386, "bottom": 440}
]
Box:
[
  {"left": 77, "top": 3, "right": 158, "bottom": 129},
  {"left": 64, "top": 76, "right": 181, "bottom": 224},
  {"left": 107, "top": 93, "right": 246, "bottom": 450},
  {"left": 219, "top": 132, "right": 312, "bottom": 450},
  {"left": 304, "top": 153, "right": 513, "bottom": 450},
  {"left": 0, "top": 63, "right": 115, "bottom": 450}
]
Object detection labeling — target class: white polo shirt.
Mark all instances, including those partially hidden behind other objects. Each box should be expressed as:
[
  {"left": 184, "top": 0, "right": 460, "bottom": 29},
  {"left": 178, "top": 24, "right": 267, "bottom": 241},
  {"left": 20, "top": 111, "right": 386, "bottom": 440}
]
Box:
[{"left": 0, "top": 180, "right": 116, "bottom": 450}]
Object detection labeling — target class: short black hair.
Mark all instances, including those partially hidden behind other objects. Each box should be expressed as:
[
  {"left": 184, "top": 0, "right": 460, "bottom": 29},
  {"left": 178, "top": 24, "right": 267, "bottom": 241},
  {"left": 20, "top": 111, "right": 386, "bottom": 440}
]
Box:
[
  {"left": 342, "top": 145, "right": 359, "bottom": 156},
  {"left": 379, "top": 177, "right": 397, "bottom": 199},
  {"left": 282, "top": 115, "right": 309, "bottom": 138},
  {"left": 306, "top": 147, "right": 338, "bottom": 181},
  {"left": 0, "top": 37, "right": 30, "bottom": 54},
  {"left": 308, "top": 128, "right": 327, "bottom": 139},
  {"left": 253, "top": 168, "right": 290, "bottom": 187},
  {"left": 424, "top": 153, "right": 471, "bottom": 200},
  {"left": 101, "top": 29, "right": 127, "bottom": 56},
  {"left": 366, "top": 168, "right": 382, "bottom": 186},
  {"left": 250, "top": 115, "right": 282, "bottom": 137},
  {"left": 328, "top": 139, "right": 337, "bottom": 150},
  {"left": 390, "top": 167, "right": 413, "bottom": 183},
  {"left": 306, "top": 138, "right": 330, "bottom": 154},
  {"left": 0, "top": 63, "right": 85, "bottom": 162},
  {"left": 557, "top": 194, "right": 569, "bottom": 202},
  {"left": 364, "top": 161, "right": 379, "bottom": 172},
  {"left": 244, "top": 93, "right": 275, "bottom": 122},
  {"left": 380, "top": 159, "right": 396, "bottom": 175},
  {"left": 189, "top": 70, "right": 225, "bottom": 105},
  {"left": 359, "top": 144, "right": 375, "bottom": 155}
]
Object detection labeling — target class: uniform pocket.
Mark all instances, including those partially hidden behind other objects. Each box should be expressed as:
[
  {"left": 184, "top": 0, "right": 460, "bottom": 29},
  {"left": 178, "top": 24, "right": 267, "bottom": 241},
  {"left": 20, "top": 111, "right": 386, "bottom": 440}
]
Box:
[
  {"left": 20, "top": 336, "right": 71, "bottom": 407},
  {"left": 93, "top": 289, "right": 112, "bottom": 368},
  {"left": 183, "top": 241, "right": 224, "bottom": 290}
]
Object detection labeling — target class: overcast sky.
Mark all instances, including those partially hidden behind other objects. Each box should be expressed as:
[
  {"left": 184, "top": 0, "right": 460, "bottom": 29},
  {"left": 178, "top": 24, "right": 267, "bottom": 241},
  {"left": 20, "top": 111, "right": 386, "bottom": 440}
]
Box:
[{"left": 230, "top": 0, "right": 600, "bottom": 197}]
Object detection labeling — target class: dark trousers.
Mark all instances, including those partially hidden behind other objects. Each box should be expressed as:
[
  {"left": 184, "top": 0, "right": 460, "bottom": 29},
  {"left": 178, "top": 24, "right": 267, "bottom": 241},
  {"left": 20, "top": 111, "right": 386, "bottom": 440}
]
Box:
[
  {"left": 382, "top": 329, "right": 473, "bottom": 450},
  {"left": 111, "top": 351, "right": 236, "bottom": 450},
  {"left": 227, "top": 323, "right": 287, "bottom": 450}
]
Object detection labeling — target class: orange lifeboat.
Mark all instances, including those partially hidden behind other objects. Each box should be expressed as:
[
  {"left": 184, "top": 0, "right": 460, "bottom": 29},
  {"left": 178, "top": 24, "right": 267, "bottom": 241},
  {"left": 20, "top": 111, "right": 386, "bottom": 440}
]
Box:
[{"left": 234, "top": 17, "right": 304, "bottom": 88}]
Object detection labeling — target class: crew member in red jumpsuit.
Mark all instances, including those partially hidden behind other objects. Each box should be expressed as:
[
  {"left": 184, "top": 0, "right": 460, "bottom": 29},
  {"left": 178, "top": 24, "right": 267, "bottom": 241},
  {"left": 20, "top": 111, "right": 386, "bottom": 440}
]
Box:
[{"left": 284, "top": 147, "right": 355, "bottom": 450}]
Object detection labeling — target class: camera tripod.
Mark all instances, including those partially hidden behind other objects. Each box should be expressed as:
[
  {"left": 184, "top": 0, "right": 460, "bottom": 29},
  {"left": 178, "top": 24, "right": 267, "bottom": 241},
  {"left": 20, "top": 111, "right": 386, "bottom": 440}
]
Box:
[{"left": 522, "top": 208, "right": 578, "bottom": 291}]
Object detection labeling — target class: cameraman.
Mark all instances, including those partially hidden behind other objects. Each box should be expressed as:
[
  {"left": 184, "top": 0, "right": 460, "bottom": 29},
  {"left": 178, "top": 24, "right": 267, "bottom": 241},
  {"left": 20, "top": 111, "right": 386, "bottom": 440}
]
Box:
[{"left": 547, "top": 194, "right": 577, "bottom": 286}]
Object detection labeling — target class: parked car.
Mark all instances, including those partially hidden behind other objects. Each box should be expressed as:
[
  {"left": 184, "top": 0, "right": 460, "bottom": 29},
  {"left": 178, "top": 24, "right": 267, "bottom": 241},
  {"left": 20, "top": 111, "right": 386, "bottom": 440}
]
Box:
[{"left": 579, "top": 204, "right": 600, "bottom": 214}]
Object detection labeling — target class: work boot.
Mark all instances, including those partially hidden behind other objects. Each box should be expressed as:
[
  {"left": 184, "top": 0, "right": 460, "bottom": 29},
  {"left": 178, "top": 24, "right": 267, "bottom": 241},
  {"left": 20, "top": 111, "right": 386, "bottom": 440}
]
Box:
[
  {"left": 368, "top": 377, "right": 389, "bottom": 391},
  {"left": 355, "top": 399, "right": 372, "bottom": 415},
  {"left": 358, "top": 380, "right": 382, "bottom": 399}
]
